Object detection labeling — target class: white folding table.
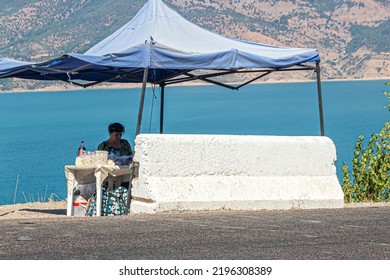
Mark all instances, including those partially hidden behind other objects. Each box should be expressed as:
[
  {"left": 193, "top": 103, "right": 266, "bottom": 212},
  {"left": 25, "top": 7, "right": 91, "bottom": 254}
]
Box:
[{"left": 64, "top": 165, "right": 132, "bottom": 216}]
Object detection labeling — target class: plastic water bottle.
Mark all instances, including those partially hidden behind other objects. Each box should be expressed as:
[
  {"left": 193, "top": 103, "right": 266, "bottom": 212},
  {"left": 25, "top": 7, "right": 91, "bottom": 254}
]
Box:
[{"left": 78, "top": 141, "right": 86, "bottom": 156}]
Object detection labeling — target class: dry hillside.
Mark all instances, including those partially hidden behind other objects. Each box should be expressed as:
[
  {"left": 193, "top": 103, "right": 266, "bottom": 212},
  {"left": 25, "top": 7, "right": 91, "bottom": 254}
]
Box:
[{"left": 0, "top": 0, "right": 389, "bottom": 91}]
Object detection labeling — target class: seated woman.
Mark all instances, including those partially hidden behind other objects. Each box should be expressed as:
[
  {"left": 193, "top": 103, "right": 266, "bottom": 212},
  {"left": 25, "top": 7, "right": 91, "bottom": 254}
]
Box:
[
  {"left": 97, "top": 122, "right": 132, "bottom": 189},
  {"left": 97, "top": 122, "right": 132, "bottom": 157}
]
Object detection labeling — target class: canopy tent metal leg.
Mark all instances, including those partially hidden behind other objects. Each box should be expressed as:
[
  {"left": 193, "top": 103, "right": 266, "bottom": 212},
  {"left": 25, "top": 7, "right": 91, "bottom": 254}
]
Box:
[
  {"left": 160, "top": 84, "right": 165, "bottom": 134},
  {"left": 135, "top": 68, "right": 149, "bottom": 136},
  {"left": 316, "top": 61, "right": 325, "bottom": 136},
  {"left": 127, "top": 67, "right": 149, "bottom": 215}
]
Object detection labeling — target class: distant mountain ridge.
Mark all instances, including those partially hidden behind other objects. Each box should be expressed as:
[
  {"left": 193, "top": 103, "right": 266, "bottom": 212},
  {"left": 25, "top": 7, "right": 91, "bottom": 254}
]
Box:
[{"left": 0, "top": 0, "right": 389, "bottom": 91}]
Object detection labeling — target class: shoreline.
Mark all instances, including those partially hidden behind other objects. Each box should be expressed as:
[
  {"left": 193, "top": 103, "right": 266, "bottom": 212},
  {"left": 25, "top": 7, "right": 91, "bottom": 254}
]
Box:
[{"left": 1, "top": 77, "right": 389, "bottom": 94}]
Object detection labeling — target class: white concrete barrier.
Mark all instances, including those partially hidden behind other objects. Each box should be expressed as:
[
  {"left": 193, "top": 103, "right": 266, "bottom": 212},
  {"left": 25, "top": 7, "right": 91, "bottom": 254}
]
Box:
[{"left": 130, "top": 134, "right": 344, "bottom": 213}]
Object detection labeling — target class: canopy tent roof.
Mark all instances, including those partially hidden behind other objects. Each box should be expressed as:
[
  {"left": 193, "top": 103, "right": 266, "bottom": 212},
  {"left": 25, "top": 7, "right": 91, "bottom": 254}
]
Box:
[{"left": 0, "top": 0, "right": 320, "bottom": 88}]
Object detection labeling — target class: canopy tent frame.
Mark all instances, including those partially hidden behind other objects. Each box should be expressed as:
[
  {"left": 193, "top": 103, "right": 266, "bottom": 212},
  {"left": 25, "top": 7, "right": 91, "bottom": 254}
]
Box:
[
  {"left": 0, "top": 0, "right": 325, "bottom": 137},
  {"left": 0, "top": 57, "right": 325, "bottom": 136}
]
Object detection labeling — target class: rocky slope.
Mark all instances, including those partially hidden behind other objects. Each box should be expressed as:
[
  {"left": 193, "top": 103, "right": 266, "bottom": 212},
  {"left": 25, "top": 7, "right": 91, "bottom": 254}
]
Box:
[{"left": 0, "top": 0, "right": 389, "bottom": 91}]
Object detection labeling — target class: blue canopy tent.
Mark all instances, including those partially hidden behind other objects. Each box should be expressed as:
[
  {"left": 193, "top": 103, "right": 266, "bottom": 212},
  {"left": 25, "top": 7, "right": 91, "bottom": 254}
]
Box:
[{"left": 0, "top": 0, "right": 324, "bottom": 136}]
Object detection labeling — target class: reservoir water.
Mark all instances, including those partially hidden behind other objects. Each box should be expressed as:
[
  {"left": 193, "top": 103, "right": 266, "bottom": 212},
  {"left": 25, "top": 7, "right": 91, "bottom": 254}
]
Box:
[{"left": 0, "top": 79, "right": 388, "bottom": 205}]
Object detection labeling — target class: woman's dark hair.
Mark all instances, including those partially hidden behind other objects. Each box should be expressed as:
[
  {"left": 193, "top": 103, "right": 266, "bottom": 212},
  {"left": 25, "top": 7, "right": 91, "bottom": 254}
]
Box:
[{"left": 108, "top": 122, "right": 125, "bottom": 133}]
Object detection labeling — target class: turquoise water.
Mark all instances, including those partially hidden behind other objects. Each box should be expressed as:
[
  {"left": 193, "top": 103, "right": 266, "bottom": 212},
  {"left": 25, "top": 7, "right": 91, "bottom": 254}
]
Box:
[{"left": 0, "top": 80, "right": 389, "bottom": 205}]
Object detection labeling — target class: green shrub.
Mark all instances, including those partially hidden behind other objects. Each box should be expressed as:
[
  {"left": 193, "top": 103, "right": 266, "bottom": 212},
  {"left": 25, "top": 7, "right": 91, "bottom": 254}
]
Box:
[{"left": 342, "top": 82, "right": 390, "bottom": 202}]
